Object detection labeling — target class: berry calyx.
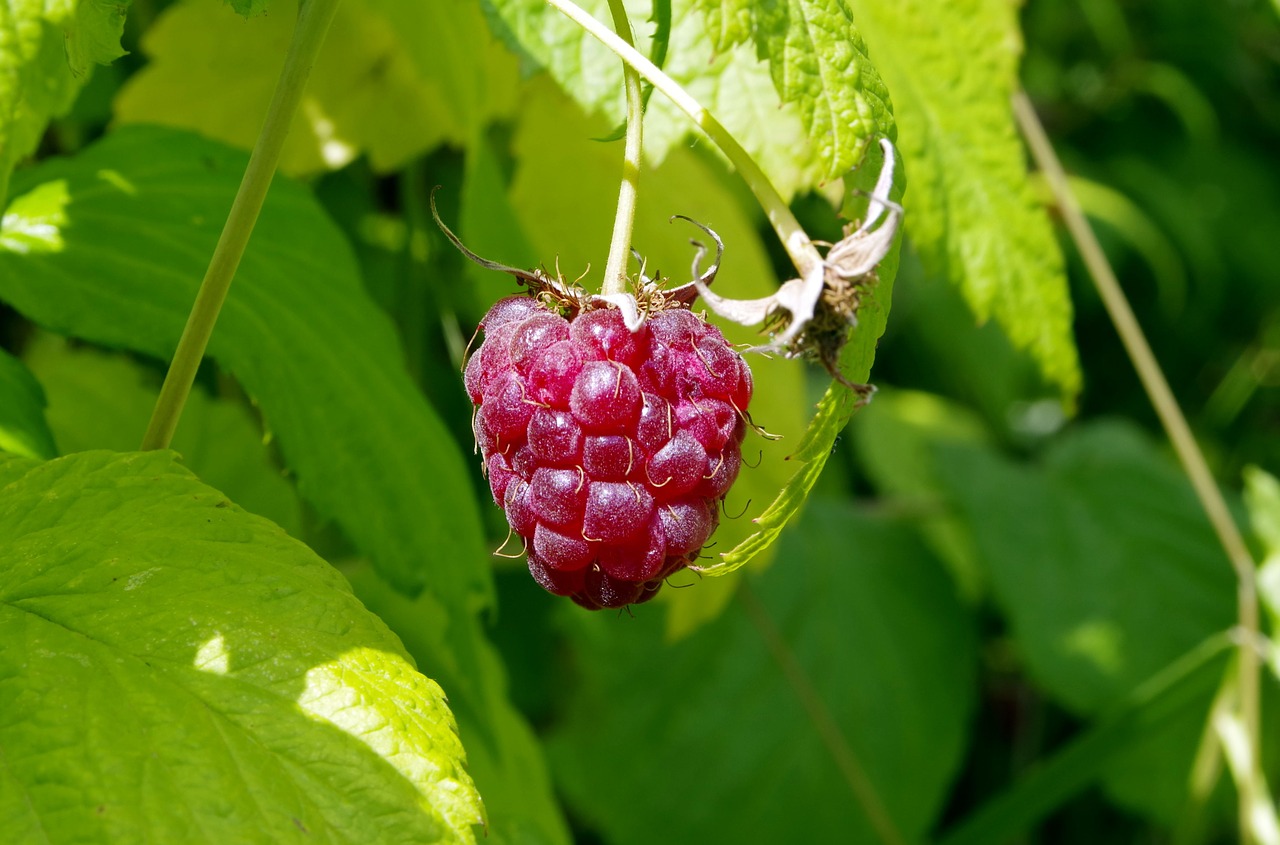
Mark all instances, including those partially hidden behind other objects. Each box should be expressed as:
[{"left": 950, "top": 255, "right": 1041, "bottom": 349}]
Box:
[{"left": 468, "top": 295, "right": 752, "bottom": 610}]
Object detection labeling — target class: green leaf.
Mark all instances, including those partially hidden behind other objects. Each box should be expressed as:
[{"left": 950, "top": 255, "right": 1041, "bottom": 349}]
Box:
[
  {"left": 846, "top": 0, "right": 1082, "bottom": 403},
  {"left": 0, "top": 347, "right": 56, "bottom": 459},
  {"left": 484, "top": 0, "right": 872, "bottom": 199},
  {"left": 504, "top": 80, "right": 809, "bottom": 635},
  {"left": 751, "top": 0, "right": 895, "bottom": 178},
  {"left": 346, "top": 561, "right": 573, "bottom": 845},
  {"left": 0, "top": 0, "right": 131, "bottom": 200},
  {"left": 114, "top": 0, "right": 518, "bottom": 175},
  {"left": 21, "top": 332, "right": 302, "bottom": 536},
  {"left": 546, "top": 500, "right": 977, "bottom": 844},
  {"left": 0, "top": 125, "right": 490, "bottom": 605},
  {"left": 691, "top": 0, "right": 751, "bottom": 52},
  {"left": 935, "top": 421, "right": 1236, "bottom": 819},
  {"left": 0, "top": 450, "right": 483, "bottom": 843},
  {"left": 851, "top": 388, "right": 992, "bottom": 600}
]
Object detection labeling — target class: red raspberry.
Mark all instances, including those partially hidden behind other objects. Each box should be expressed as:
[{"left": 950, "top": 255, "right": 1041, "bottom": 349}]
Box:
[{"left": 467, "top": 295, "right": 752, "bottom": 609}]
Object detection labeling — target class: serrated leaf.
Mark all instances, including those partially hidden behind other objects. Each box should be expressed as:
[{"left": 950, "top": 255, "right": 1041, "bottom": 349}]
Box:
[
  {"left": 484, "top": 0, "right": 865, "bottom": 199},
  {"left": 65, "top": 0, "right": 130, "bottom": 73},
  {"left": 347, "top": 561, "right": 573, "bottom": 845},
  {"left": 22, "top": 333, "right": 302, "bottom": 536},
  {"left": 0, "top": 0, "right": 132, "bottom": 200},
  {"left": 0, "top": 125, "right": 490, "bottom": 607},
  {"left": 935, "top": 421, "right": 1236, "bottom": 819},
  {"left": 692, "top": 0, "right": 751, "bottom": 51},
  {"left": 846, "top": 0, "right": 1081, "bottom": 403},
  {"left": 0, "top": 347, "right": 55, "bottom": 459},
  {"left": 0, "top": 450, "right": 482, "bottom": 844},
  {"left": 225, "top": 0, "right": 269, "bottom": 16},
  {"left": 115, "top": 0, "right": 517, "bottom": 175},
  {"left": 504, "top": 81, "right": 807, "bottom": 634},
  {"left": 752, "top": 0, "right": 895, "bottom": 178},
  {"left": 547, "top": 501, "right": 976, "bottom": 844}
]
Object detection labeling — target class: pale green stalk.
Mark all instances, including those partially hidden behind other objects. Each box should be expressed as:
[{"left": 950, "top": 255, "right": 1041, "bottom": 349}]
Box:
[
  {"left": 141, "top": 0, "right": 341, "bottom": 450},
  {"left": 1013, "top": 90, "right": 1265, "bottom": 845},
  {"left": 600, "top": 0, "right": 644, "bottom": 296},
  {"left": 543, "top": 0, "right": 822, "bottom": 281}
]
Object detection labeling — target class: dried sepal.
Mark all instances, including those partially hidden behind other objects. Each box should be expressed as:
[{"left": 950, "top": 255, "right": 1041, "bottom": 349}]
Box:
[{"left": 691, "top": 138, "right": 902, "bottom": 391}]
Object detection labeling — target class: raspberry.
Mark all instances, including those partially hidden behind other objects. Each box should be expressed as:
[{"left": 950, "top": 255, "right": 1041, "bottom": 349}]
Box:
[{"left": 467, "top": 295, "right": 752, "bottom": 609}]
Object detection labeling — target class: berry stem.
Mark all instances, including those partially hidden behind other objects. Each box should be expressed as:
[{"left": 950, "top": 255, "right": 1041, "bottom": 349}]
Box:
[
  {"left": 544, "top": 0, "right": 823, "bottom": 281},
  {"left": 140, "top": 0, "right": 341, "bottom": 451},
  {"left": 601, "top": 0, "right": 644, "bottom": 298}
]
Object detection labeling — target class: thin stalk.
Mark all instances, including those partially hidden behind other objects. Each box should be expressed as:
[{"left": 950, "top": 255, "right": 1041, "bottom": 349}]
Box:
[
  {"left": 738, "top": 582, "right": 908, "bottom": 845},
  {"left": 1013, "top": 90, "right": 1263, "bottom": 843},
  {"left": 544, "top": 0, "right": 822, "bottom": 281},
  {"left": 601, "top": 0, "right": 643, "bottom": 297},
  {"left": 141, "top": 0, "right": 341, "bottom": 450}
]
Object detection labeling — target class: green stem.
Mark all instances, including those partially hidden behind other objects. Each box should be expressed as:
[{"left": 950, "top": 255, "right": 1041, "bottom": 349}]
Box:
[
  {"left": 544, "top": 0, "right": 822, "bottom": 281},
  {"left": 140, "top": 0, "right": 341, "bottom": 450},
  {"left": 601, "top": 0, "right": 643, "bottom": 297},
  {"left": 1013, "top": 90, "right": 1263, "bottom": 844}
]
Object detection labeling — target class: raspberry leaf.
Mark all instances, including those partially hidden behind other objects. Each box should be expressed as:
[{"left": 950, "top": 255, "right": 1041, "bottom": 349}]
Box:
[
  {"left": 0, "top": 126, "right": 490, "bottom": 607},
  {"left": 0, "top": 0, "right": 131, "bottom": 202},
  {"left": 346, "top": 561, "right": 574, "bottom": 845},
  {"left": 750, "top": 0, "right": 895, "bottom": 179},
  {"left": 845, "top": 0, "right": 1081, "bottom": 404},
  {"left": 548, "top": 501, "right": 977, "bottom": 844},
  {"left": 115, "top": 0, "right": 518, "bottom": 175},
  {"left": 23, "top": 335, "right": 303, "bottom": 536},
  {"left": 486, "top": 0, "right": 886, "bottom": 199},
  {"left": 0, "top": 348, "right": 55, "bottom": 460},
  {"left": 935, "top": 422, "right": 1235, "bottom": 819},
  {"left": 0, "top": 450, "right": 483, "bottom": 844}
]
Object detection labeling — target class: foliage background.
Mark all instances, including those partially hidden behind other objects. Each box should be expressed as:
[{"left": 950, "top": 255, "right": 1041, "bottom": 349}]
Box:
[{"left": 1, "top": 0, "right": 1278, "bottom": 843}]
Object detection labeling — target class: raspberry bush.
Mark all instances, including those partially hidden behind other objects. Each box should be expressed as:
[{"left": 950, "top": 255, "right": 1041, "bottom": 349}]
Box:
[{"left": 466, "top": 295, "right": 752, "bottom": 609}]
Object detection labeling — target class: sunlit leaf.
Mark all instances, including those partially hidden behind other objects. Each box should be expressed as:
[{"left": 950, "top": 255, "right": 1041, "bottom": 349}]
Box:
[
  {"left": 347, "top": 561, "right": 573, "bottom": 845},
  {"left": 0, "top": 126, "right": 490, "bottom": 607},
  {"left": 0, "top": 0, "right": 131, "bottom": 199},
  {"left": 485, "top": 0, "right": 888, "bottom": 198},
  {"left": 115, "top": 0, "right": 518, "bottom": 175},
  {"left": 0, "top": 450, "right": 483, "bottom": 844},
  {"left": 847, "top": 0, "right": 1081, "bottom": 403}
]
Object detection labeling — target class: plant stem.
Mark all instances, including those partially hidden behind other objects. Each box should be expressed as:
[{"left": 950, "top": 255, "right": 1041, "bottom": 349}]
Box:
[
  {"left": 600, "top": 0, "right": 643, "bottom": 297},
  {"left": 544, "top": 0, "right": 822, "bottom": 281},
  {"left": 738, "top": 581, "right": 908, "bottom": 845},
  {"left": 1013, "top": 90, "right": 1264, "bottom": 844},
  {"left": 140, "top": 0, "right": 341, "bottom": 451}
]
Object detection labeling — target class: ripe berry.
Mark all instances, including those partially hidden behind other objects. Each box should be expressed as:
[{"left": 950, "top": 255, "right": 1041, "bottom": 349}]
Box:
[{"left": 467, "top": 295, "right": 752, "bottom": 609}]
